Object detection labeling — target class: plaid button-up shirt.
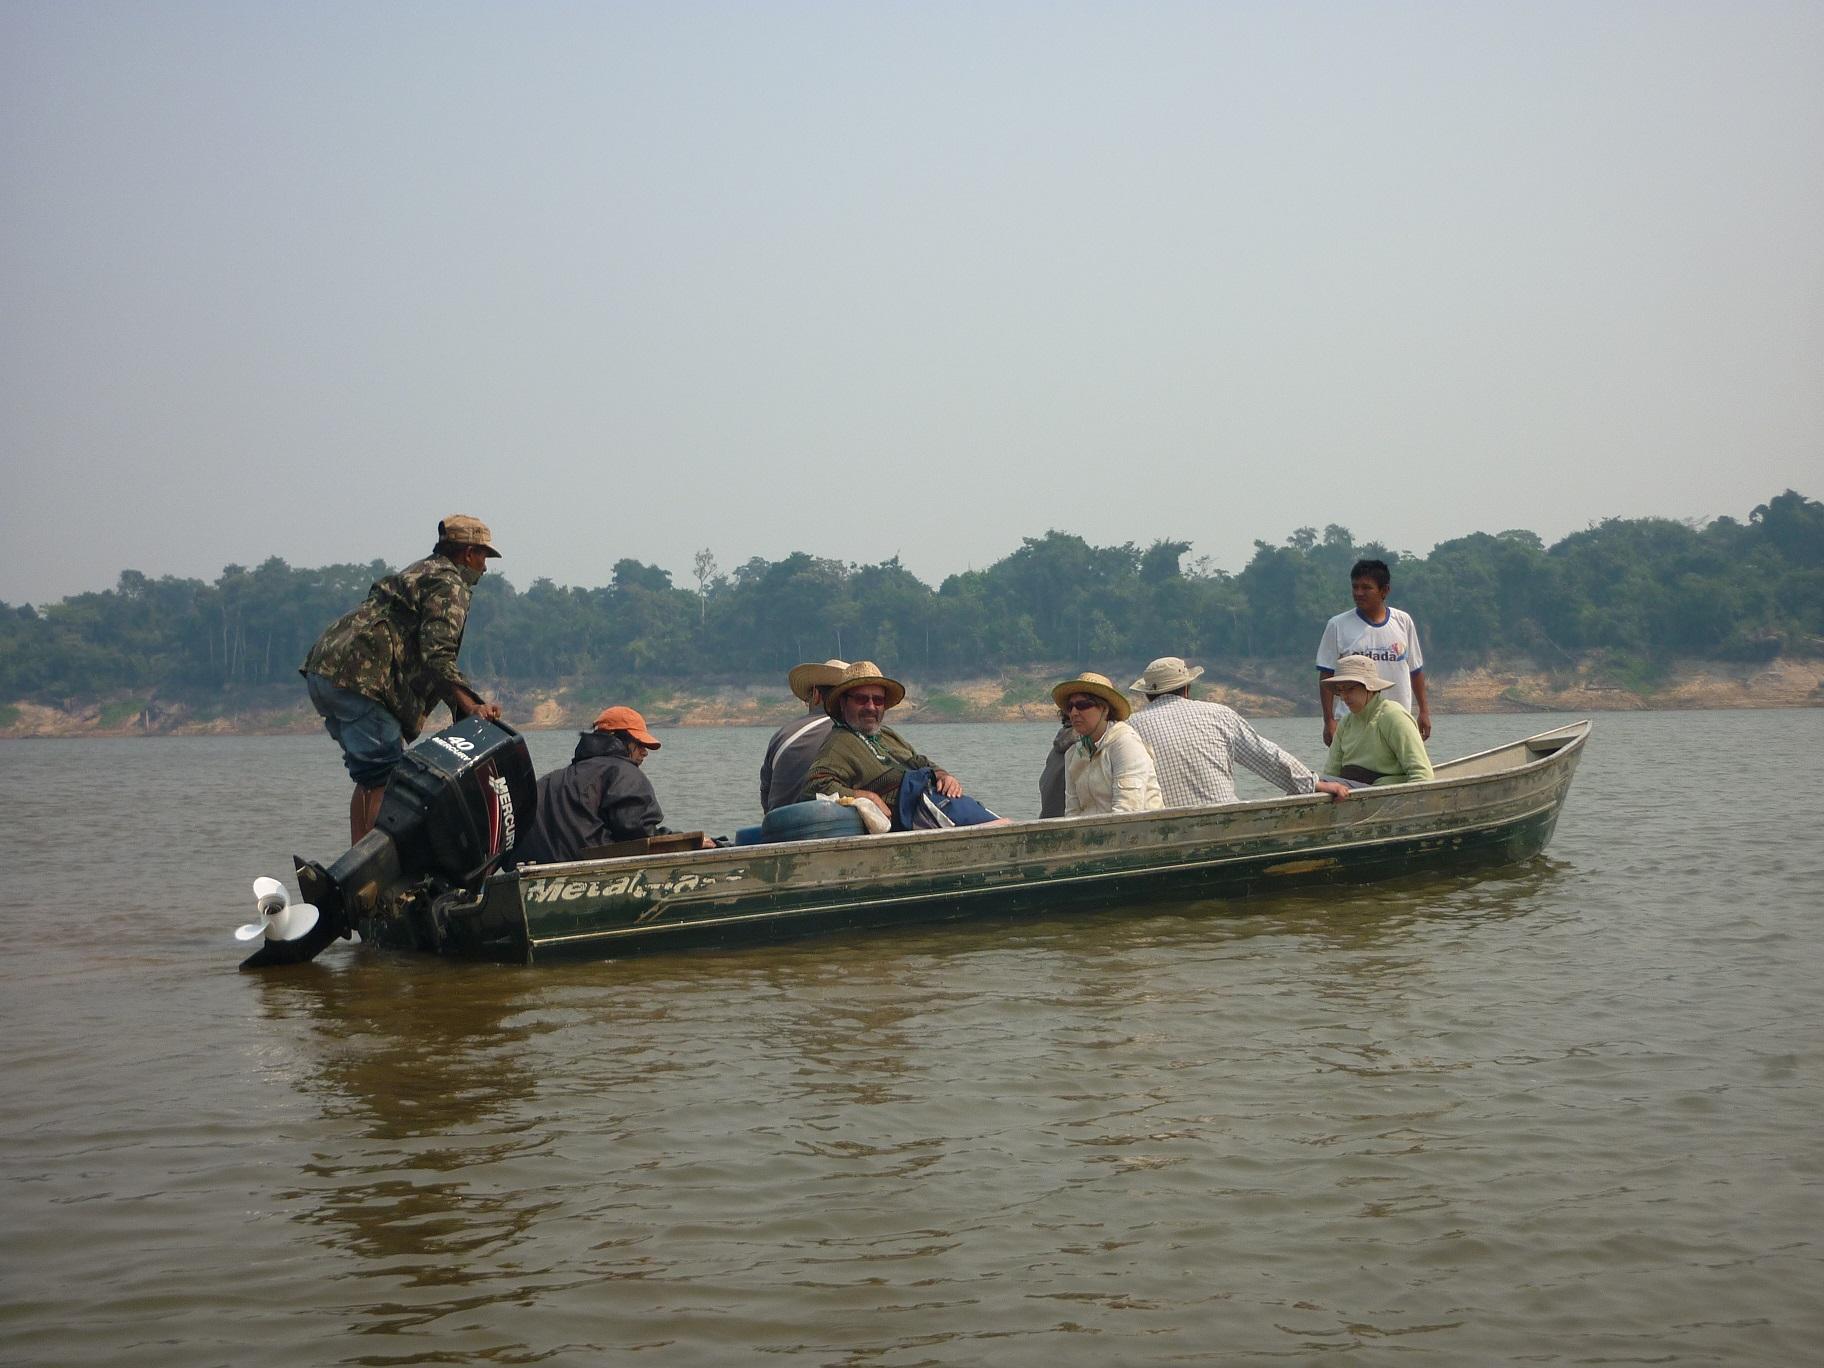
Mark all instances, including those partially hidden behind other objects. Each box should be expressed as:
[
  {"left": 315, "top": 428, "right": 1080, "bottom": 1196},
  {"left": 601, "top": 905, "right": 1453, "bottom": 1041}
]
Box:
[{"left": 1127, "top": 694, "right": 1317, "bottom": 808}]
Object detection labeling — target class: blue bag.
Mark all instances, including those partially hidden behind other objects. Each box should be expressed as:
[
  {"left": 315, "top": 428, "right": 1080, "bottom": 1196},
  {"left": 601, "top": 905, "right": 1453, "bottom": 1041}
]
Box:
[{"left": 896, "top": 767, "right": 1001, "bottom": 831}]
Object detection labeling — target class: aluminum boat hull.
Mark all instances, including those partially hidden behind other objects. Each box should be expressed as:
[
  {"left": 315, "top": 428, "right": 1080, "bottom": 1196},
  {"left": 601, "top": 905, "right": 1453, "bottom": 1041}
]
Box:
[{"left": 354, "top": 721, "right": 1590, "bottom": 963}]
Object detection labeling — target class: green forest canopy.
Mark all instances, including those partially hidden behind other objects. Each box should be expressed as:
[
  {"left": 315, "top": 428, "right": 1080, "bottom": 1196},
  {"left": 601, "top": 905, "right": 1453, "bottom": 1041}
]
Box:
[{"left": 4, "top": 491, "right": 1821, "bottom": 702}]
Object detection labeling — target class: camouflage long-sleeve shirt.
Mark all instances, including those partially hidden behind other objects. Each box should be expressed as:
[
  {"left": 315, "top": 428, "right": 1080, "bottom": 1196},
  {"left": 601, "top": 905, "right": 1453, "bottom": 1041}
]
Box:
[{"left": 301, "top": 554, "right": 481, "bottom": 740}]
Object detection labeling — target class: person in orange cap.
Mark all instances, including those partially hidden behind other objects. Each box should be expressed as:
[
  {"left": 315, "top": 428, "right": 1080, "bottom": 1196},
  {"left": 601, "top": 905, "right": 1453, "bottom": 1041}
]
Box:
[{"left": 511, "top": 706, "right": 708, "bottom": 864}]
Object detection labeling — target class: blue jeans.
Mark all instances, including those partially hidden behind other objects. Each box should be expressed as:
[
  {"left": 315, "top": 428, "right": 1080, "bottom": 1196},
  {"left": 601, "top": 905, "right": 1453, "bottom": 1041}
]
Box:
[{"left": 306, "top": 674, "right": 404, "bottom": 788}]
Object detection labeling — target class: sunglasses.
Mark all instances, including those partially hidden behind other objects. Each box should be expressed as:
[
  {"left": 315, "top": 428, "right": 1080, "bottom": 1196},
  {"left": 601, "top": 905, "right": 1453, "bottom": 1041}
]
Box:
[
  {"left": 1064, "top": 696, "right": 1104, "bottom": 712},
  {"left": 847, "top": 692, "right": 889, "bottom": 708}
]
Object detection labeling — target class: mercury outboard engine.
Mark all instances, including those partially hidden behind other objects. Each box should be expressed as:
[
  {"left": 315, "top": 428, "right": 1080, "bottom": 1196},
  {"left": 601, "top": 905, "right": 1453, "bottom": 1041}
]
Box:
[{"left": 238, "top": 716, "right": 536, "bottom": 969}]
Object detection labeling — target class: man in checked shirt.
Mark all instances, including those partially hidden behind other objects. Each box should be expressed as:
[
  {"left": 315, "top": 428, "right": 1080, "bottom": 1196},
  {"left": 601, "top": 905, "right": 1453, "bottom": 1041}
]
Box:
[{"left": 1127, "top": 656, "right": 1352, "bottom": 809}]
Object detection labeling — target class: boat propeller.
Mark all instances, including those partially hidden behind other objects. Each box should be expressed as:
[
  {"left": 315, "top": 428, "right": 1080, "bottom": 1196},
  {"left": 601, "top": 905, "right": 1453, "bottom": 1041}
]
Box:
[
  {"left": 236, "top": 716, "right": 535, "bottom": 970},
  {"left": 235, "top": 876, "right": 321, "bottom": 943}
]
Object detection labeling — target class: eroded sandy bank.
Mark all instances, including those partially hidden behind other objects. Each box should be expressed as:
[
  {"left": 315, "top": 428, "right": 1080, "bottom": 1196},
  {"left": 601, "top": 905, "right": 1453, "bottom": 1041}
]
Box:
[{"left": 5, "top": 656, "right": 1819, "bottom": 739}]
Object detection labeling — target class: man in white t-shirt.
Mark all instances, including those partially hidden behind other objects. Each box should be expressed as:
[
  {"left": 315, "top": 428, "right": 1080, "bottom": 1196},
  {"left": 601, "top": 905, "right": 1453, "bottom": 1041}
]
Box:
[{"left": 1315, "top": 559, "right": 1431, "bottom": 746}]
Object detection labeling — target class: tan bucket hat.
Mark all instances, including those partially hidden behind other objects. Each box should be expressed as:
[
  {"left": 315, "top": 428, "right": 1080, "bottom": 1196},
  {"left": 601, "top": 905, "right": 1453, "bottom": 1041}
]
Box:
[
  {"left": 1051, "top": 671, "right": 1132, "bottom": 721},
  {"left": 438, "top": 513, "right": 501, "bottom": 558},
  {"left": 1131, "top": 656, "right": 1204, "bottom": 693},
  {"left": 1328, "top": 654, "right": 1394, "bottom": 692},
  {"left": 787, "top": 659, "right": 849, "bottom": 703},
  {"left": 823, "top": 660, "right": 906, "bottom": 715}
]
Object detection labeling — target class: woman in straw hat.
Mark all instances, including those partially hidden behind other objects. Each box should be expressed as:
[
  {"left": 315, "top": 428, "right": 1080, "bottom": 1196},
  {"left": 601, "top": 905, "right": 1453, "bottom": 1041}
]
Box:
[
  {"left": 1321, "top": 655, "right": 1434, "bottom": 787},
  {"left": 1052, "top": 672, "right": 1163, "bottom": 816},
  {"left": 800, "top": 661, "right": 998, "bottom": 829}
]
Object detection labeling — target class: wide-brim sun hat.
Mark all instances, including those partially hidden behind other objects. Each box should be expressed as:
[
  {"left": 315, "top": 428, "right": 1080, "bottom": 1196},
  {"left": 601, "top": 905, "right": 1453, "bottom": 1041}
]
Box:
[
  {"left": 1051, "top": 671, "right": 1132, "bottom": 722},
  {"left": 787, "top": 658, "right": 849, "bottom": 703},
  {"left": 1328, "top": 654, "right": 1394, "bottom": 692},
  {"left": 1131, "top": 656, "right": 1204, "bottom": 693},
  {"left": 824, "top": 660, "right": 906, "bottom": 715}
]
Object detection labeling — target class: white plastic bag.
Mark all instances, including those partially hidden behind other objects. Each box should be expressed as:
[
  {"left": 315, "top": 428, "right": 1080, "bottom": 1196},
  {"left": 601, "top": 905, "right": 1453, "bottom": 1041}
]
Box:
[{"left": 816, "top": 790, "right": 891, "bottom": 835}]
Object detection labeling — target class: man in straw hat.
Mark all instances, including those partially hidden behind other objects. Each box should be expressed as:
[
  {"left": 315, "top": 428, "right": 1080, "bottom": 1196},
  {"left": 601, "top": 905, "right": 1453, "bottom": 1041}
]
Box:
[
  {"left": 302, "top": 514, "right": 505, "bottom": 842},
  {"left": 760, "top": 659, "right": 847, "bottom": 812},
  {"left": 800, "top": 661, "right": 999, "bottom": 829},
  {"left": 1321, "top": 655, "right": 1434, "bottom": 787},
  {"left": 1051, "top": 671, "right": 1162, "bottom": 816},
  {"left": 1127, "top": 655, "right": 1351, "bottom": 809},
  {"left": 512, "top": 706, "right": 711, "bottom": 866}
]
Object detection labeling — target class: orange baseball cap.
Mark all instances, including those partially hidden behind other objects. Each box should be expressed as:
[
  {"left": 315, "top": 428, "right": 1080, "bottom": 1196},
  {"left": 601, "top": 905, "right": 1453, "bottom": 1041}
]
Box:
[{"left": 591, "top": 706, "right": 660, "bottom": 747}]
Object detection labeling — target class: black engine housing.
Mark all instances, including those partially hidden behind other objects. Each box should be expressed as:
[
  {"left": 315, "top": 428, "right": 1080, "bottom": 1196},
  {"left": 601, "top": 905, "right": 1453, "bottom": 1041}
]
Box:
[{"left": 239, "top": 717, "right": 536, "bottom": 969}]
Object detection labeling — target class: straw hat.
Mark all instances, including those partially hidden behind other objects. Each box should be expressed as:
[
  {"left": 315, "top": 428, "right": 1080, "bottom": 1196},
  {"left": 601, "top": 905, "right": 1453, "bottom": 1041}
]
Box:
[
  {"left": 787, "top": 658, "right": 849, "bottom": 703},
  {"left": 1131, "top": 656, "right": 1204, "bottom": 693},
  {"left": 823, "top": 660, "right": 906, "bottom": 715},
  {"left": 1327, "top": 654, "right": 1394, "bottom": 692},
  {"left": 1051, "top": 671, "right": 1132, "bottom": 722}
]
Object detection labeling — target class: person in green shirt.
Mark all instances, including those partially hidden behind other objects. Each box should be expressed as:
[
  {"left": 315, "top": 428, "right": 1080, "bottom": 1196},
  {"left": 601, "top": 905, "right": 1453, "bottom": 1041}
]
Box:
[
  {"left": 800, "top": 660, "right": 974, "bottom": 828},
  {"left": 1322, "top": 654, "right": 1434, "bottom": 787}
]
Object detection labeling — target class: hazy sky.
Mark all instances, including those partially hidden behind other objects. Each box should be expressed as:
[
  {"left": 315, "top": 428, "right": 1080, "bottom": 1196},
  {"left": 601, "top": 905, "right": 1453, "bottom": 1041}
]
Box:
[{"left": 3, "top": 1, "right": 1820, "bottom": 605}]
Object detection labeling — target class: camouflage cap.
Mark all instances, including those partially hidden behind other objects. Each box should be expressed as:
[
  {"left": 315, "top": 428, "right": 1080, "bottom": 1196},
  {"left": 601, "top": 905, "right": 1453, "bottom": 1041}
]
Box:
[{"left": 438, "top": 514, "right": 501, "bottom": 558}]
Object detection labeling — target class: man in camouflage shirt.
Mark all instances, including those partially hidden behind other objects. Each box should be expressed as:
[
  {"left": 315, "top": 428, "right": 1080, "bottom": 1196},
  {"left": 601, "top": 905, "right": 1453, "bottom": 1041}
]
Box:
[{"left": 302, "top": 514, "right": 504, "bottom": 841}]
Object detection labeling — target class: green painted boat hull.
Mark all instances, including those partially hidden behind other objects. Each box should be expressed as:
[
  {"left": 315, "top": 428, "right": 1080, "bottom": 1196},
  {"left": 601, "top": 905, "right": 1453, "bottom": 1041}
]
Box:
[{"left": 358, "top": 722, "right": 1589, "bottom": 963}]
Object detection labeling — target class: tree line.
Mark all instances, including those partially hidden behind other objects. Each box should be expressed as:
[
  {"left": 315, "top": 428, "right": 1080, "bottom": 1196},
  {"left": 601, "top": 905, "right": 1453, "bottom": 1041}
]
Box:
[{"left": 3, "top": 490, "right": 1820, "bottom": 704}]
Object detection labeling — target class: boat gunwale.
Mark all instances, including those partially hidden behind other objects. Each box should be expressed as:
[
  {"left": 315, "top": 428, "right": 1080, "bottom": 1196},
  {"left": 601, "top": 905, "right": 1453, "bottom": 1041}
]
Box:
[{"left": 1432, "top": 718, "right": 1589, "bottom": 775}]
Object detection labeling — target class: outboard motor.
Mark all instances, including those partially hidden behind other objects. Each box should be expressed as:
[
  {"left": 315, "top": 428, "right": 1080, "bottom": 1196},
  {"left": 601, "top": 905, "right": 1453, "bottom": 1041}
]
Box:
[{"left": 239, "top": 717, "right": 536, "bottom": 969}]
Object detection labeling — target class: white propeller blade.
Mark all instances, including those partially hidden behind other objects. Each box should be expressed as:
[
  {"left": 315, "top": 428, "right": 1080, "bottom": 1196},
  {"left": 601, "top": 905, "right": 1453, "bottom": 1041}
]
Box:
[
  {"left": 238, "top": 877, "right": 321, "bottom": 942},
  {"left": 269, "top": 902, "right": 320, "bottom": 940}
]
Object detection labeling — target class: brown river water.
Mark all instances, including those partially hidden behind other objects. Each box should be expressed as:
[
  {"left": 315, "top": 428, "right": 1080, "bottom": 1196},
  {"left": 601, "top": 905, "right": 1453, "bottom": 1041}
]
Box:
[{"left": 2, "top": 712, "right": 1820, "bottom": 1366}]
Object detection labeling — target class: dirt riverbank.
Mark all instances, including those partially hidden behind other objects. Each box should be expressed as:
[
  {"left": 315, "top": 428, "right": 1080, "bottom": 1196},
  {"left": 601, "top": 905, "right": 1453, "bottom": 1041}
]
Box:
[{"left": 4, "top": 656, "right": 1819, "bottom": 739}]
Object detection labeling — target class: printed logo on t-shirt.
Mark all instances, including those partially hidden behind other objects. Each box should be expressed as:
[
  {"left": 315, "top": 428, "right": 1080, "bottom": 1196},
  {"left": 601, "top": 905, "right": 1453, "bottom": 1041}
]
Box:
[{"left": 1350, "top": 640, "right": 1406, "bottom": 663}]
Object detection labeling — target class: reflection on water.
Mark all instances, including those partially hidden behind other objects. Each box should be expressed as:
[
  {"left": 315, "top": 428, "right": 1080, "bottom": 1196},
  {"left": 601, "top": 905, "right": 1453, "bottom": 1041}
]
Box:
[
  {"left": 256, "top": 965, "right": 548, "bottom": 1288},
  {"left": 3, "top": 712, "right": 1822, "bottom": 1365}
]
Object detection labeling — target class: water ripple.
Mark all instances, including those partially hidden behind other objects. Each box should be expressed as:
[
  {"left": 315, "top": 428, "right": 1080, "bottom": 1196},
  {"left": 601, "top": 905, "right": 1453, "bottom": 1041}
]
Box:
[{"left": 3, "top": 715, "right": 1822, "bottom": 1364}]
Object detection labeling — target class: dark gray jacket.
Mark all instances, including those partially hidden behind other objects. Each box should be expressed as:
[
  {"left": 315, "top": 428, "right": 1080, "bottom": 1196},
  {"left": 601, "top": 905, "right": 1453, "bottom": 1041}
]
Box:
[
  {"left": 761, "top": 711, "right": 834, "bottom": 812},
  {"left": 1039, "top": 724, "right": 1075, "bottom": 818},
  {"left": 513, "top": 731, "right": 670, "bottom": 865}
]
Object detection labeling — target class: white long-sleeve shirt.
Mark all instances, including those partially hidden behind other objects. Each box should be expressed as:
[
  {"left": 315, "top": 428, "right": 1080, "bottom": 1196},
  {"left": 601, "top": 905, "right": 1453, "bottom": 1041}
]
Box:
[{"left": 1063, "top": 719, "right": 1164, "bottom": 816}]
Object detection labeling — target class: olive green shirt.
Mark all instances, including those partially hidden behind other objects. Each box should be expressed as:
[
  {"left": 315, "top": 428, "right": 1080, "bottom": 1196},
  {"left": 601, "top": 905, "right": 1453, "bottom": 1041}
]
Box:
[
  {"left": 799, "top": 723, "right": 936, "bottom": 805},
  {"left": 1323, "top": 694, "right": 1433, "bottom": 785},
  {"left": 301, "top": 554, "right": 480, "bottom": 741}
]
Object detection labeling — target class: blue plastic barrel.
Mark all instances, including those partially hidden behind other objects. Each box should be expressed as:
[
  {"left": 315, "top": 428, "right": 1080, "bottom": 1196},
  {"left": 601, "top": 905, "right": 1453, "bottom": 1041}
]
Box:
[{"left": 759, "top": 800, "right": 867, "bottom": 843}]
